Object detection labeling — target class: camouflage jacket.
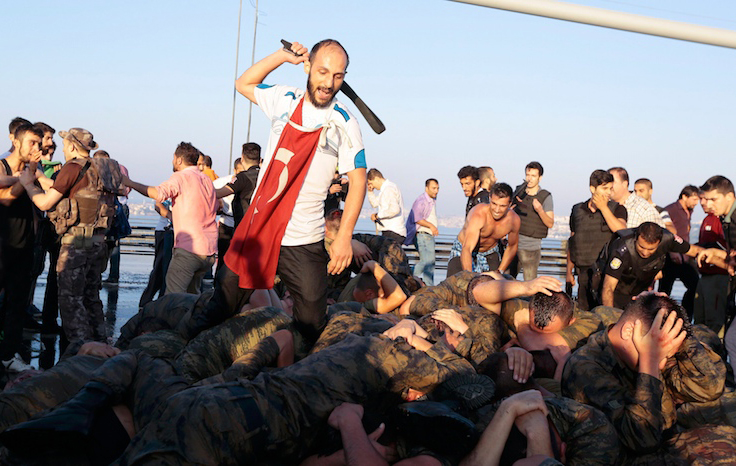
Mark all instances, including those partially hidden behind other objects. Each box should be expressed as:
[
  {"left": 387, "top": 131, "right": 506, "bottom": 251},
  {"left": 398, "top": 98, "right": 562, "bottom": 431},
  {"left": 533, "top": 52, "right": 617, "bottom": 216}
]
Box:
[
  {"left": 409, "top": 271, "right": 479, "bottom": 316},
  {"left": 562, "top": 328, "right": 726, "bottom": 454},
  {"left": 246, "top": 332, "right": 475, "bottom": 460}
]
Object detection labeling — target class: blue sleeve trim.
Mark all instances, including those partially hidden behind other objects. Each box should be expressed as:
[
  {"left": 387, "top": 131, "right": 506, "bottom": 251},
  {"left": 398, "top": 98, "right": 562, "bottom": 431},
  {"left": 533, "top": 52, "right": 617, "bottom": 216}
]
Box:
[
  {"left": 285, "top": 91, "right": 297, "bottom": 99},
  {"left": 256, "top": 83, "right": 274, "bottom": 89},
  {"left": 354, "top": 149, "right": 366, "bottom": 169},
  {"left": 333, "top": 104, "right": 350, "bottom": 122}
]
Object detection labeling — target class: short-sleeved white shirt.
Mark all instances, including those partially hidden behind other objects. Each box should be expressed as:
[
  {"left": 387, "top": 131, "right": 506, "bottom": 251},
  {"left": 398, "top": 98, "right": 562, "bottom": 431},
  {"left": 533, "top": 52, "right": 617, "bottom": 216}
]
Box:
[{"left": 254, "top": 84, "right": 366, "bottom": 246}]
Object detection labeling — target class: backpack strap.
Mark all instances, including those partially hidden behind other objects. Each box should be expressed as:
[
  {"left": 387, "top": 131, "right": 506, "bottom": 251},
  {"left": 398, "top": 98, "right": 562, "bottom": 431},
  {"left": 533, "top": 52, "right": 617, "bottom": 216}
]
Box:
[
  {"left": 1, "top": 159, "right": 11, "bottom": 176},
  {"left": 70, "top": 159, "right": 92, "bottom": 190}
]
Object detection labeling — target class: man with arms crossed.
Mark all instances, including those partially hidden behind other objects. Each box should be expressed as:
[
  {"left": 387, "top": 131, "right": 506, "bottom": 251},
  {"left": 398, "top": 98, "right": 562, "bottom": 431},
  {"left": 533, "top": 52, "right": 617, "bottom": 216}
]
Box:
[
  {"left": 446, "top": 183, "right": 520, "bottom": 276},
  {"left": 185, "top": 39, "right": 366, "bottom": 344}
]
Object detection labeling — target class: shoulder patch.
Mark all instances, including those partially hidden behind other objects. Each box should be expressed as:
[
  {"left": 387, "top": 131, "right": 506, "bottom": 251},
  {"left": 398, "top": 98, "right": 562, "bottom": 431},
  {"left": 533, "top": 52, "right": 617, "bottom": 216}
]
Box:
[
  {"left": 609, "top": 258, "right": 622, "bottom": 270},
  {"left": 674, "top": 234, "right": 683, "bottom": 244},
  {"left": 256, "top": 83, "right": 274, "bottom": 89},
  {"left": 333, "top": 104, "right": 350, "bottom": 122}
]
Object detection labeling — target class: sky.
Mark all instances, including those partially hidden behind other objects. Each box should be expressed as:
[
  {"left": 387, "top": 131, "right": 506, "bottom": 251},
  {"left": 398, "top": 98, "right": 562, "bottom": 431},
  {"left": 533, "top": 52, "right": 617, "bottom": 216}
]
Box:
[{"left": 3, "top": 0, "right": 735, "bottom": 225}]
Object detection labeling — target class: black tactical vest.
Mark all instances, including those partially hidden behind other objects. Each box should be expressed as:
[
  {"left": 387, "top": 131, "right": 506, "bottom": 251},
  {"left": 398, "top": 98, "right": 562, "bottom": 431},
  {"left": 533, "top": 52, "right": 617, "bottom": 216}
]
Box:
[
  {"left": 602, "top": 229, "right": 668, "bottom": 296},
  {"left": 569, "top": 200, "right": 620, "bottom": 267},
  {"left": 516, "top": 188, "right": 551, "bottom": 239}
]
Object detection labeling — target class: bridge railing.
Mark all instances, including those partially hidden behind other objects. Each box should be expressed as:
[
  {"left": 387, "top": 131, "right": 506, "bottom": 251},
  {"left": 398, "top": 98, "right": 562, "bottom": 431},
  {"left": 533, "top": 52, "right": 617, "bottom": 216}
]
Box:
[{"left": 120, "top": 226, "right": 569, "bottom": 277}]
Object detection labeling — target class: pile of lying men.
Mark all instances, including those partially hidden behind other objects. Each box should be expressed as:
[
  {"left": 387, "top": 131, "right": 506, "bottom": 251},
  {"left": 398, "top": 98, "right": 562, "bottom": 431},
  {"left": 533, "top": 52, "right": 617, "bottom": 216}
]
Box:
[{"left": 0, "top": 228, "right": 734, "bottom": 466}]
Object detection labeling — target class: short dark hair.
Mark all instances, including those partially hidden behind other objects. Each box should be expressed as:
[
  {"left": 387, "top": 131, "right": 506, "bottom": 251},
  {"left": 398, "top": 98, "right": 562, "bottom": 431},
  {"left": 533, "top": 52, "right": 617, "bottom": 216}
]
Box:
[
  {"left": 241, "top": 142, "right": 261, "bottom": 162},
  {"left": 609, "top": 167, "right": 629, "bottom": 184},
  {"left": 478, "top": 166, "right": 494, "bottom": 182},
  {"left": 636, "top": 221, "right": 663, "bottom": 244},
  {"left": 174, "top": 142, "right": 201, "bottom": 166},
  {"left": 366, "top": 168, "right": 384, "bottom": 181},
  {"left": 355, "top": 273, "right": 379, "bottom": 295},
  {"left": 13, "top": 123, "right": 44, "bottom": 143},
  {"left": 34, "top": 122, "right": 55, "bottom": 135},
  {"left": 93, "top": 150, "right": 110, "bottom": 158},
  {"left": 525, "top": 161, "right": 543, "bottom": 176},
  {"left": 8, "top": 117, "right": 31, "bottom": 134},
  {"left": 202, "top": 155, "right": 213, "bottom": 168},
  {"left": 679, "top": 185, "right": 699, "bottom": 199},
  {"left": 621, "top": 293, "right": 691, "bottom": 337},
  {"left": 700, "top": 176, "right": 734, "bottom": 196},
  {"left": 589, "top": 169, "right": 613, "bottom": 188},
  {"left": 425, "top": 178, "right": 438, "bottom": 187},
  {"left": 634, "top": 178, "right": 652, "bottom": 189},
  {"left": 234, "top": 158, "right": 244, "bottom": 171},
  {"left": 310, "top": 39, "right": 350, "bottom": 70},
  {"left": 490, "top": 182, "right": 513, "bottom": 199},
  {"left": 457, "top": 165, "right": 479, "bottom": 181},
  {"left": 529, "top": 291, "right": 573, "bottom": 330}
]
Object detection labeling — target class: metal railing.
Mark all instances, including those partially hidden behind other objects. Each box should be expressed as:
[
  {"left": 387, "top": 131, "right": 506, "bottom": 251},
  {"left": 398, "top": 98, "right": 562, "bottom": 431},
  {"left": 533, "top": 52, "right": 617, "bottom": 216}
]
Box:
[{"left": 120, "top": 226, "right": 569, "bottom": 277}]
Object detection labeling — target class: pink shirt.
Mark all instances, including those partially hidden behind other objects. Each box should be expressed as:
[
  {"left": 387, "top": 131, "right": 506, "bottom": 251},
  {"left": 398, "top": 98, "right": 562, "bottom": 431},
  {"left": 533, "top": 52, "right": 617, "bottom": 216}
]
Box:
[{"left": 156, "top": 166, "right": 217, "bottom": 256}]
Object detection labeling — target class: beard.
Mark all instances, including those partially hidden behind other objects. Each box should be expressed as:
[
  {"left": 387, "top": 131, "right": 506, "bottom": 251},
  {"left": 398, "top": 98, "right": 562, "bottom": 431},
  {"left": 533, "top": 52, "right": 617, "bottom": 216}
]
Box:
[{"left": 306, "top": 73, "right": 337, "bottom": 109}]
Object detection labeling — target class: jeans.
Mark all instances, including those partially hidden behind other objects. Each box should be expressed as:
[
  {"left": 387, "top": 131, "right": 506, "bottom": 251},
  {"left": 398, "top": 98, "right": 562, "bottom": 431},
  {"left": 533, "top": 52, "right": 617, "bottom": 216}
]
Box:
[
  {"left": 165, "top": 248, "right": 216, "bottom": 295},
  {"left": 413, "top": 232, "right": 435, "bottom": 286}
]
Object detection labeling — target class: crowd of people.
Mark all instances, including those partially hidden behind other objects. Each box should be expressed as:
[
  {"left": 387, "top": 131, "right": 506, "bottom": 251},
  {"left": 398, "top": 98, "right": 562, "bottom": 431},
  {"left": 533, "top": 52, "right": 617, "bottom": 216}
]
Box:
[{"left": 0, "top": 38, "right": 734, "bottom": 465}]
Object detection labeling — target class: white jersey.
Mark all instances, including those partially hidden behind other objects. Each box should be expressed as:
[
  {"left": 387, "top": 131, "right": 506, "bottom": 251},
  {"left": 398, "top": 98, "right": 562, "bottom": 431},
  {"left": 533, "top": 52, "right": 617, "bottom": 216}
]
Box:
[
  {"left": 254, "top": 84, "right": 366, "bottom": 246},
  {"left": 213, "top": 175, "right": 236, "bottom": 228}
]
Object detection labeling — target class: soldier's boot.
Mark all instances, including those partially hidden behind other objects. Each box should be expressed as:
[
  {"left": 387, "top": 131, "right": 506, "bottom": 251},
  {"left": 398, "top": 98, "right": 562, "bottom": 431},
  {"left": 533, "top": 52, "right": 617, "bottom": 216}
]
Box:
[{"left": 0, "top": 381, "right": 116, "bottom": 455}]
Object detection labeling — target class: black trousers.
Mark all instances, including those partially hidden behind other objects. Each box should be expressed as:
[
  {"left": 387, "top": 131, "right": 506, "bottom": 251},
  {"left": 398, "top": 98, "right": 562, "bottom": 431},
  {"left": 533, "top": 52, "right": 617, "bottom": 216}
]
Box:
[
  {"left": 381, "top": 230, "right": 406, "bottom": 245},
  {"left": 0, "top": 245, "right": 35, "bottom": 361},
  {"left": 186, "top": 241, "right": 329, "bottom": 344},
  {"left": 216, "top": 223, "right": 234, "bottom": 276},
  {"left": 658, "top": 257, "right": 699, "bottom": 319},
  {"left": 139, "top": 229, "right": 174, "bottom": 308},
  {"left": 575, "top": 266, "right": 595, "bottom": 312}
]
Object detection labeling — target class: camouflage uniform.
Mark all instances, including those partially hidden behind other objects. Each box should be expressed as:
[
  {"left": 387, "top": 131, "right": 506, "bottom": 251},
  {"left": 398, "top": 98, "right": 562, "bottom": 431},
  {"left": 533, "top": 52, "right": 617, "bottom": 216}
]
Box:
[
  {"left": 115, "top": 292, "right": 199, "bottom": 350},
  {"left": 326, "top": 233, "right": 414, "bottom": 300},
  {"left": 591, "top": 305, "right": 623, "bottom": 327},
  {"left": 562, "top": 328, "right": 727, "bottom": 463},
  {"left": 472, "top": 396, "right": 619, "bottom": 466},
  {"left": 408, "top": 271, "right": 479, "bottom": 316},
  {"left": 174, "top": 306, "right": 295, "bottom": 383},
  {"left": 117, "top": 333, "right": 475, "bottom": 464},
  {"left": 0, "top": 355, "right": 105, "bottom": 432},
  {"left": 57, "top": 240, "right": 108, "bottom": 343}
]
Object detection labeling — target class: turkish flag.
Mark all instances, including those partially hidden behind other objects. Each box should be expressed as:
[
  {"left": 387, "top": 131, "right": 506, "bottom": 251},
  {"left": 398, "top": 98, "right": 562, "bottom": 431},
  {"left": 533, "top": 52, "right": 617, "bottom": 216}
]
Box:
[{"left": 225, "top": 98, "right": 324, "bottom": 289}]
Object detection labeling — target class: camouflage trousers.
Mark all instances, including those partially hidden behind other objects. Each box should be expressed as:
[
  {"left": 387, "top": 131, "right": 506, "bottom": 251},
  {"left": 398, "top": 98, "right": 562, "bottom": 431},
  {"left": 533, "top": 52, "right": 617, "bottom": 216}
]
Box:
[
  {"left": 57, "top": 241, "right": 108, "bottom": 343},
  {"left": 0, "top": 355, "right": 105, "bottom": 432},
  {"left": 115, "top": 382, "right": 267, "bottom": 465}
]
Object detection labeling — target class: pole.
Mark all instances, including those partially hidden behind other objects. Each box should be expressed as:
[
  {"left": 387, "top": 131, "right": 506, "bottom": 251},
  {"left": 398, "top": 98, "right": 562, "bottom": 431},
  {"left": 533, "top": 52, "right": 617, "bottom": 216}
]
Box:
[
  {"left": 246, "top": 0, "right": 259, "bottom": 142},
  {"left": 228, "top": 0, "right": 244, "bottom": 175},
  {"left": 450, "top": 0, "right": 736, "bottom": 50}
]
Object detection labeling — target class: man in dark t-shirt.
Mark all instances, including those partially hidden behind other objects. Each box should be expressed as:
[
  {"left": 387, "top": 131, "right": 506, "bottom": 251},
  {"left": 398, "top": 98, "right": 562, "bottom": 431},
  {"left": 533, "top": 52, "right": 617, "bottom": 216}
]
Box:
[
  {"left": 0, "top": 123, "right": 44, "bottom": 373},
  {"left": 600, "top": 222, "right": 703, "bottom": 309},
  {"left": 214, "top": 142, "right": 261, "bottom": 227},
  {"left": 457, "top": 165, "right": 489, "bottom": 216}
]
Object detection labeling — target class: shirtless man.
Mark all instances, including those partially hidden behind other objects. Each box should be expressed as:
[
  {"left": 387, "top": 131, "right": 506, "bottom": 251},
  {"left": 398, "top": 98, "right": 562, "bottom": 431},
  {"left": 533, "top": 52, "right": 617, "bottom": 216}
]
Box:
[{"left": 447, "top": 183, "right": 520, "bottom": 276}]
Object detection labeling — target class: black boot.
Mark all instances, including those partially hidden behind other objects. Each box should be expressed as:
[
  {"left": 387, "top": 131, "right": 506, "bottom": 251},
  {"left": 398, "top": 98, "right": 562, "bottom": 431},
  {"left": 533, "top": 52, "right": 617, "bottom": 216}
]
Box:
[{"left": 0, "top": 381, "right": 115, "bottom": 456}]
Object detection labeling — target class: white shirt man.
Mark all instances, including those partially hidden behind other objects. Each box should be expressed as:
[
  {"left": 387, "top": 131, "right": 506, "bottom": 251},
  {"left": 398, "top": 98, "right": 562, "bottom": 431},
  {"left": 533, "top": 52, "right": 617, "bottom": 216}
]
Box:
[{"left": 367, "top": 168, "right": 406, "bottom": 242}]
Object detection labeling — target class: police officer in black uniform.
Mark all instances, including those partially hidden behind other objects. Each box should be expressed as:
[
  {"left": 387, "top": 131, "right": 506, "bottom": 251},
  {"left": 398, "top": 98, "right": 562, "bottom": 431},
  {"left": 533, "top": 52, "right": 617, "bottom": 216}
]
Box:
[
  {"left": 567, "top": 170, "right": 627, "bottom": 310},
  {"left": 594, "top": 222, "right": 703, "bottom": 309}
]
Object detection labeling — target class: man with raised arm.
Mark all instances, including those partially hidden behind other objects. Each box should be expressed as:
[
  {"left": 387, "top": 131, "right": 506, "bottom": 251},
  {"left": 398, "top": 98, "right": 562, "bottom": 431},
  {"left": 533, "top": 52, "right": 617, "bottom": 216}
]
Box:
[{"left": 185, "top": 39, "right": 367, "bottom": 344}]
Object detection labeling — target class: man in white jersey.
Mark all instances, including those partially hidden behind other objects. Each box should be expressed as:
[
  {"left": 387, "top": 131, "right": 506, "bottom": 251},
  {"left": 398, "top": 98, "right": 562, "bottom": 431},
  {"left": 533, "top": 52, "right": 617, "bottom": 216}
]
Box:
[{"left": 185, "top": 39, "right": 366, "bottom": 344}]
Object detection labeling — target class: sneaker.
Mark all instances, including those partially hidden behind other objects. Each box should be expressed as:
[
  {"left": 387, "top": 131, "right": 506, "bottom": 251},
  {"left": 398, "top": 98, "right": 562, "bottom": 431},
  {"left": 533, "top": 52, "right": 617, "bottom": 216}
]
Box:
[{"left": 2, "top": 353, "right": 35, "bottom": 373}]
